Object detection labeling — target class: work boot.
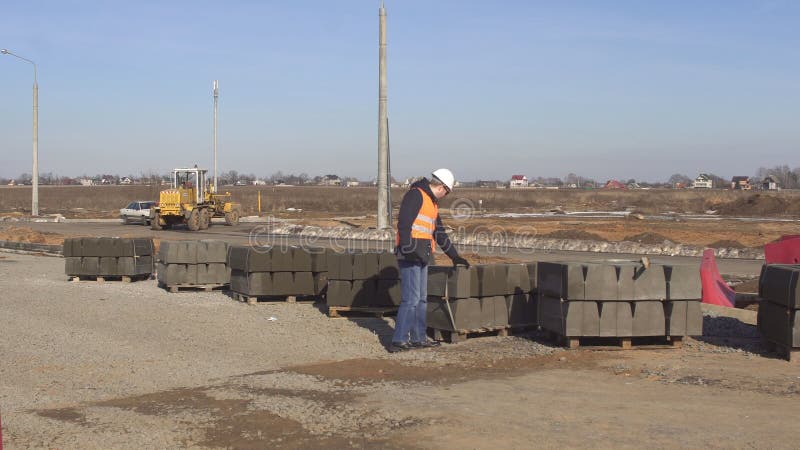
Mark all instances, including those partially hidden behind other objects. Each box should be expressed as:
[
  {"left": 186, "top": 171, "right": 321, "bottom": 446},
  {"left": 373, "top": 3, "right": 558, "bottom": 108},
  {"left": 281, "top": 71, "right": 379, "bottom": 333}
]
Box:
[
  {"left": 388, "top": 342, "right": 413, "bottom": 353},
  {"left": 412, "top": 340, "right": 441, "bottom": 348}
]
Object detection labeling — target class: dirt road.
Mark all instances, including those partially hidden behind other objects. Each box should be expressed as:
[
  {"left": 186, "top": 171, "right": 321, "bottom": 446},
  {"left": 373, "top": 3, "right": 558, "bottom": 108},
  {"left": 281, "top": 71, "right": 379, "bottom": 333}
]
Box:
[{"left": 1, "top": 252, "right": 797, "bottom": 449}]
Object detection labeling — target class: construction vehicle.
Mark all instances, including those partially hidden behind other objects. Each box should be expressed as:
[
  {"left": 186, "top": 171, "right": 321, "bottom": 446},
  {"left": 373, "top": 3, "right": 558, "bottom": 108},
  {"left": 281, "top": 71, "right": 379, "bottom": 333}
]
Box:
[{"left": 150, "top": 167, "right": 241, "bottom": 231}]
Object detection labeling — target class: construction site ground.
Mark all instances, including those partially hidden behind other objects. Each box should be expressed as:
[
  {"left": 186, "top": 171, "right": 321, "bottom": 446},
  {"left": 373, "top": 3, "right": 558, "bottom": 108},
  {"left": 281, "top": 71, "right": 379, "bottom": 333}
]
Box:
[{"left": 1, "top": 252, "right": 798, "bottom": 449}]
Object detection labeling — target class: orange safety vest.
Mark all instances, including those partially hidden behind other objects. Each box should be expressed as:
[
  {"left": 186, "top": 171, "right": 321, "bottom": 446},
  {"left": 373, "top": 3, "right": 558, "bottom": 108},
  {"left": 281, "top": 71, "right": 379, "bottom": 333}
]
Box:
[{"left": 396, "top": 187, "right": 438, "bottom": 252}]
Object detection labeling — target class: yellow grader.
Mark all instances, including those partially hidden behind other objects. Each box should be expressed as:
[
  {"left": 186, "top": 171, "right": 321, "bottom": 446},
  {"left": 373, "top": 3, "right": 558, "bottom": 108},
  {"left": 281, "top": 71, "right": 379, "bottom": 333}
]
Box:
[{"left": 150, "top": 167, "right": 241, "bottom": 231}]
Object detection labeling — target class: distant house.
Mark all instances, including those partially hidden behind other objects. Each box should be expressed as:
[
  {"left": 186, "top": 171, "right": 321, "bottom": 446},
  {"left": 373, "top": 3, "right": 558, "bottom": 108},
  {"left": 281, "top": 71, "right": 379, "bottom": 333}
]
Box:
[
  {"left": 80, "top": 178, "right": 94, "bottom": 186},
  {"left": 252, "top": 179, "right": 267, "bottom": 186},
  {"left": 626, "top": 181, "right": 641, "bottom": 189},
  {"left": 477, "top": 180, "right": 500, "bottom": 189},
  {"left": 509, "top": 175, "right": 528, "bottom": 188},
  {"left": 762, "top": 175, "right": 779, "bottom": 191},
  {"left": 345, "top": 180, "right": 360, "bottom": 187},
  {"left": 119, "top": 177, "right": 133, "bottom": 185},
  {"left": 692, "top": 174, "right": 713, "bottom": 189},
  {"left": 320, "top": 174, "right": 342, "bottom": 186},
  {"left": 731, "top": 176, "right": 752, "bottom": 190},
  {"left": 604, "top": 180, "right": 626, "bottom": 189}
]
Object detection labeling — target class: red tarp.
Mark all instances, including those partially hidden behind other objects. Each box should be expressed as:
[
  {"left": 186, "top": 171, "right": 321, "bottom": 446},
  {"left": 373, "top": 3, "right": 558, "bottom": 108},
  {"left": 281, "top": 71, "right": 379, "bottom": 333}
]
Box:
[{"left": 700, "top": 248, "right": 735, "bottom": 307}]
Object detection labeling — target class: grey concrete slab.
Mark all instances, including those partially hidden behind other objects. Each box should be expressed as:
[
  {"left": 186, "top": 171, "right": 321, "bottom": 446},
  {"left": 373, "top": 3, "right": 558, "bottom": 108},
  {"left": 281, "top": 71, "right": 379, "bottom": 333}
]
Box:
[
  {"left": 631, "top": 301, "right": 666, "bottom": 336},
  {"left": 99, "top": 257, "right": 118, "bottom": 276},
  {"left": 599, "top": 302, "right": 633, "bottom": 337},
  {"left": 327, "top": 280, "right": 352, "bottom": 307},
  {"left": 506, "top": 292, "right": 537, "bottom": 327},
  {"left": 427, "top": 266, "right": 478, "bottom": 298},
  {"left": 378, "top": 252, "right": 399, "bottom": 280},
  {"left": 538, "top": 262, "right": 587, "bottom": 300},
  {"left": 687, "top": 300, "right": 703, "bottom": 336},
  {"left": 230, "top": 270, "right": 272, "bottom": 296},
  {"left": 625, "top": 265, "right": 667, "bottom": 301},
  {"left": 757, "top": 299, "right": 800, "bottom": 347},
  {"left": 666, "top": 265, "right": 702, "bottom": 300},
  {"left": 477, "top": 265, "right": 508, "bottom": 297},
  {"left": 665, "top": 301, "right": 687, "bottom": 336},
  {"left": 759, "top": 264, "right": 800, "bottom": 309},
  {"left": 313, "top": 272, "right": 328, "bottom": 295},
  {"left": 158, "top": 241, "right": 198, "bottom": 264},
  {"left": 291, "top": 247, "right": 312, "bottom": 272},
  {"left": 157, "top": 262, "right": 196, "bottom": 285},
  {"left": 271, "top": 272, "right": 294, "bottom": 295},
  {"left": 584, "top": 264, "right": 619, "bottom": 301},
  {"left": 292, "top": 272, "right": 316, "bottom": 295},
  {"left": 62, "top": 238, "right": 80, "bottom": 257},
  {"left": 308, "top": 248, "right": 329, "bottom": 272},
  {"left": 375, "top": 278, "right": 401, "bottom": 306},
  {"left": 226, "top": 246, "right": 271, "bottom": 272},
  {"left": 427, "top": 297, "right": 483, "bottom": 331},
  {"left": 487, "top": 295, "right": 509, "bottom": 328},
  {"left": 64, "top": 257, "right": 81, "bottom": 275},
  {"left": 326, "top": 252, "right": 353, "bottom": 280},
  {"left": 506, "top": 264, "right": 531, "bottom": 295},
  {"left": 197, "top": 240, "right": 228, "bottom": 264},
  {"left": 116, "top": 238, "right": 155, "bottom": 257},
  {"left": 581, "top": 301, "right": 601, "bottom": 337},
  {"left": 352, "top": 252, "right": 380, "bottom": 280},
  {"left": 526, "top": 262, "right": 538, "bottom": 291},
  {"left": 538, "top": 296, "right": 583, "bottom": 337},
  {"left": 351, "top": 279, "right": 377, "bottom": 307},
  {"left": 196, "top": 263, "right": 229, "bottom": 285},
  {"left": 271, "top": 248, "right": 294, "bottom": 272},
  {"left": 80, "top": 257, "right": 100, "bottom": 275}
]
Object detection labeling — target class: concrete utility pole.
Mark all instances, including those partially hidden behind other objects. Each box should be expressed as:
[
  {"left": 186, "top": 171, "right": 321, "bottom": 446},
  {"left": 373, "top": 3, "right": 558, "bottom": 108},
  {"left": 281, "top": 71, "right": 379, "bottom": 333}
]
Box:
[
  {"left": 377, "top": 1, "right": 391, "bottom": 229},
  {"left": 213, "top": 80, "right": 219, "bottom": 193},
  {"left": 1, "top": 48, "right": 39, "bottom": 216}
]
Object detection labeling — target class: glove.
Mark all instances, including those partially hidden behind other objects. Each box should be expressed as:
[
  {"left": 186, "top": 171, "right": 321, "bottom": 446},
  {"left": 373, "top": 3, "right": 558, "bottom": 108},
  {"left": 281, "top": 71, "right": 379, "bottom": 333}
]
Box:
[{"left": 451, "top": 255, "right": 470, "bottom": 268}]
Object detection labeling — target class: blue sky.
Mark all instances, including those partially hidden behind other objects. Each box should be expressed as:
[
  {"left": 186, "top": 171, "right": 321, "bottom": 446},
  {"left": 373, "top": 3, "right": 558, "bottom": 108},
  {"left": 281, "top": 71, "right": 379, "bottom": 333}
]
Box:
[{"left": 1, "top": 0, "right": 798, "bottom": 182}]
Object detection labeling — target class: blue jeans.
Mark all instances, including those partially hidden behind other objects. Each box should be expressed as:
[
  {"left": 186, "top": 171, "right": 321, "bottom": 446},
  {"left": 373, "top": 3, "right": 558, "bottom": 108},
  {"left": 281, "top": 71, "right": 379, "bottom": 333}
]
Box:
[{"left": 392, "top": 260, "right": 429, "bottom": 344}]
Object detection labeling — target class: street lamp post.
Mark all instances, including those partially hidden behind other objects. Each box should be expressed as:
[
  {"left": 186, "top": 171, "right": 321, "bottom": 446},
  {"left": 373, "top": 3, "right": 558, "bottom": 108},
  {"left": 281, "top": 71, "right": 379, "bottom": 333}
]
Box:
[{"left": 1, "top": 48, "right": 39, "bottom": 216}]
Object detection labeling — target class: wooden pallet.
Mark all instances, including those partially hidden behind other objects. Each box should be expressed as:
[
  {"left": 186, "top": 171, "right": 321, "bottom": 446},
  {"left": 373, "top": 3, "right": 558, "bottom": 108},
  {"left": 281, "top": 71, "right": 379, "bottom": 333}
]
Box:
[
  {"left": 159, "top": 282, "right": 228, "bottom": 293},
  {"left": 764, "top": 340, "right": 800, "bottom": 362},
  {"left": 232, "top": 292, "right": 320, "bottom": 305},
  {"left": 327, "top": 306, "right": 398, "bottom": 318},
  {"left": 69, "top": 274, "right": 150, "bottom": 283},
  {"left": 544, "top": 331, "right": 684, "bottom": 350},
  {"left": 427, "top": 326, "right": 513, "bottom": 344}
]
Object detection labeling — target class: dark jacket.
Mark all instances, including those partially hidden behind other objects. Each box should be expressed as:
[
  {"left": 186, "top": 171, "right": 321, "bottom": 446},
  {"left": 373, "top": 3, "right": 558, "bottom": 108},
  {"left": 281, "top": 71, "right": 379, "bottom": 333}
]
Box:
[{"left": 395, "top": 178, "right": 459, "bottom": 264}]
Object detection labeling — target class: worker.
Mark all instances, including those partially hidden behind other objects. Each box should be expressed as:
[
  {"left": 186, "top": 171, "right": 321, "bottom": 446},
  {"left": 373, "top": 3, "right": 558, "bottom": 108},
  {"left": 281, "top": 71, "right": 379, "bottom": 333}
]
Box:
[{"left": 390, "top": 168, "right": 470, "bottom": 352}]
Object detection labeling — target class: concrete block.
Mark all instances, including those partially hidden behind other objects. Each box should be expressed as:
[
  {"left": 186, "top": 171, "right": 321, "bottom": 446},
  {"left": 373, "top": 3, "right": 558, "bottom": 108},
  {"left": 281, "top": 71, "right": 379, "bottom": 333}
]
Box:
[
  {"left": 158, "top": 241, "right": 197, "bottom": 264},
  {"left": 227, "top": 246, "right": 272, "bottom": 272},
  {"left": 313, "top": 272, "right": 328, "bottom": 295},
  {"left": 686, "top": 300, "right": 703, "bottom": 336},
  {"left": 293, "top": 272, "right": 316, "bottom": 295},
  {"left": 80, "top": 257, "right": 100, "bottom": 275},
  {"left": 99, "top": 257, "right": 119, "bottom": 276},
  {"left": 326, "top": 252, "right": 353, "bottom": 280},
  {"left": 581, "top": 301, "right": 601, "bottom": 337},
  {"left": 620, "top": 264, "right": 667, "bottom": 300},
  {"left": 584, "top": 264, "right": 619, "bottom": 301},
  {"left": 477, "top": 265, "right": 508, "bottom": 297},
  {"left": 375, "top": 278, "right": 401, "bottom": 306},
  {"left": 65, "top": 257, "right": 82, "bottom": 275},
  {"left": 506, "top": 264, "right": 532, "bottom": 295},
  {"left": 158, "top": 262, "right": 194, "bottom": 285},
  {"left": 427, "top": 297, "right": 483, "bottom": 331},
  {"left": 506, "top": 292, "right": 537, "bottom": 326},
  {"left": 427, "top": 266, "right": 478, "bottom": 298},
  {"left": 291, "top": 247, "right": 312, "bottom": 272},
  {"left": 272, "top": 272, "right": 294, "bottom": 295},
  {"left": 538, "top": 262, "right": 585, "bottom": 300},
  {"left": 665, "top": 301, "right": 687, "bottom": 336},
  {"left": 599, "top": 302, "right": 633, "bottom": 337},
  {"left": 666, "top": 265, "right": 702, "bottom": 300},
  {"left": 757, "top": 299, "right": 800, "bottom": 347},
  {"left": 230, "top": 270, "right": 272, "bottom": 296},
  {"left": 62, "top": 238, "right": 80, "bottom": 257},
  {"left": 308, "top": 248, "right": 328, "bottom": 272},
  {"left": 526, "top": 262, "right": 538, "bottom": 291},
  {"left": 197, "top": 240, "right": 228, "bottom": 264},
  {"left": 484, "top": 295, "right": 508, "bottom": 328},
  {"left": 327, "top": 280, "right": 353, "bottom": 307},
  {"left": 378, "top": 252, "right": 399, "bottom": 280},
  {"left": 79, "top": 238, "right": 108, "bottom": 256},
  {"left": 759, "top": 264, "right": 800, "bottom": 309},
  {"left": 115, "top": 238, "right": 155, "bottom": 257},
  {"left": 271, "top": 248, "right": 294, "bottom": 272},
  {"left": 350, "top": 279, "right": 377, "bottom": 307},
  {"left": 352, "top": 252, "right": 380, "bottom": 279},
  {"left": 632, "top": 301, "right": 666, "bottom": 336},
  {"left": 538, "top": 296, "right": 583, "bottom": 336},
  {"left": 196, "top": 263, "right": 229, "bottom": 284}
]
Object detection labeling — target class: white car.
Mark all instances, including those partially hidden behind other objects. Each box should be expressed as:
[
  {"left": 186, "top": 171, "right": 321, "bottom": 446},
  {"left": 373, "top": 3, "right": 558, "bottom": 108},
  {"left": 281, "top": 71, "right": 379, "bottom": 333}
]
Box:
[{"left": 120, "top": 201, "right": 156, "bottom": 225}]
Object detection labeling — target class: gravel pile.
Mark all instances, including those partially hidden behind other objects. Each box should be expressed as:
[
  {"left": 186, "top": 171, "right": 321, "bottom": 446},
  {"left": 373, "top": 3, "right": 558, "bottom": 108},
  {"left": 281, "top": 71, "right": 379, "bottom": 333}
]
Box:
[{"left": 685, "top": 312, "right": 768, "bottom": 355}]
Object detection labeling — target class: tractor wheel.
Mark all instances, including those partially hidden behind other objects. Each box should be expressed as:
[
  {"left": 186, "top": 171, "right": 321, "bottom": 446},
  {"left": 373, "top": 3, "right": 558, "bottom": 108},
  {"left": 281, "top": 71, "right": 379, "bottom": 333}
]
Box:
[
  {"left": 187, "top": 209, "right": 201, "bottom": 231},
  {"left": 225, "top": 210, "right": 239, "bottom": 226},
  {"left": 199, "top": 208, "right": 210, "bottom": 230},
  {"left": 151, "top": 213, "right": 163, "bottom": 230}
]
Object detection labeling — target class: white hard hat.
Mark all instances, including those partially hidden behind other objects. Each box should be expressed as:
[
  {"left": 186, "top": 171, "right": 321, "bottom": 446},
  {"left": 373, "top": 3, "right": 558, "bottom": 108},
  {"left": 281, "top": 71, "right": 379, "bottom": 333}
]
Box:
[{"left": 431, "top": 168, "right": 455, "bottom": 192}]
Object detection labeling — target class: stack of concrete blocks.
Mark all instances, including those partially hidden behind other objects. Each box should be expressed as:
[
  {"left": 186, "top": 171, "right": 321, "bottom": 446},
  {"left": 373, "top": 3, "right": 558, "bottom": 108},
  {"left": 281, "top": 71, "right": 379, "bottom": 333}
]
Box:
[
  {"left": 757, "top": 264, "right": 800, "bottom": 359},
  {"left": 63, "top": 237, "right": 154, "bottom": 281},
  {"left": 157, "top": 240, "right": 230, "bottom": 291},
  {"left": 326, "top": 251, "right": 401, "bottom": 309},
  {"left": 227, "top": 245, "right": 328, "bottom": 303},
  {"left": 538, "top": 261, "right": 702, "bottom": 346},
  {"left": 426, "top": 263, "right": 538, "bottom": 341}
]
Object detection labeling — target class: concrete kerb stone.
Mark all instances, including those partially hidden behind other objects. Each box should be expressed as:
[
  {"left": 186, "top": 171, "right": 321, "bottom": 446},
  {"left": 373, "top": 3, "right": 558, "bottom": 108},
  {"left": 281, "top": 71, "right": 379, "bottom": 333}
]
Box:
[{"left": 760, "top": 265, "right": 800, "bottom": 309}]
